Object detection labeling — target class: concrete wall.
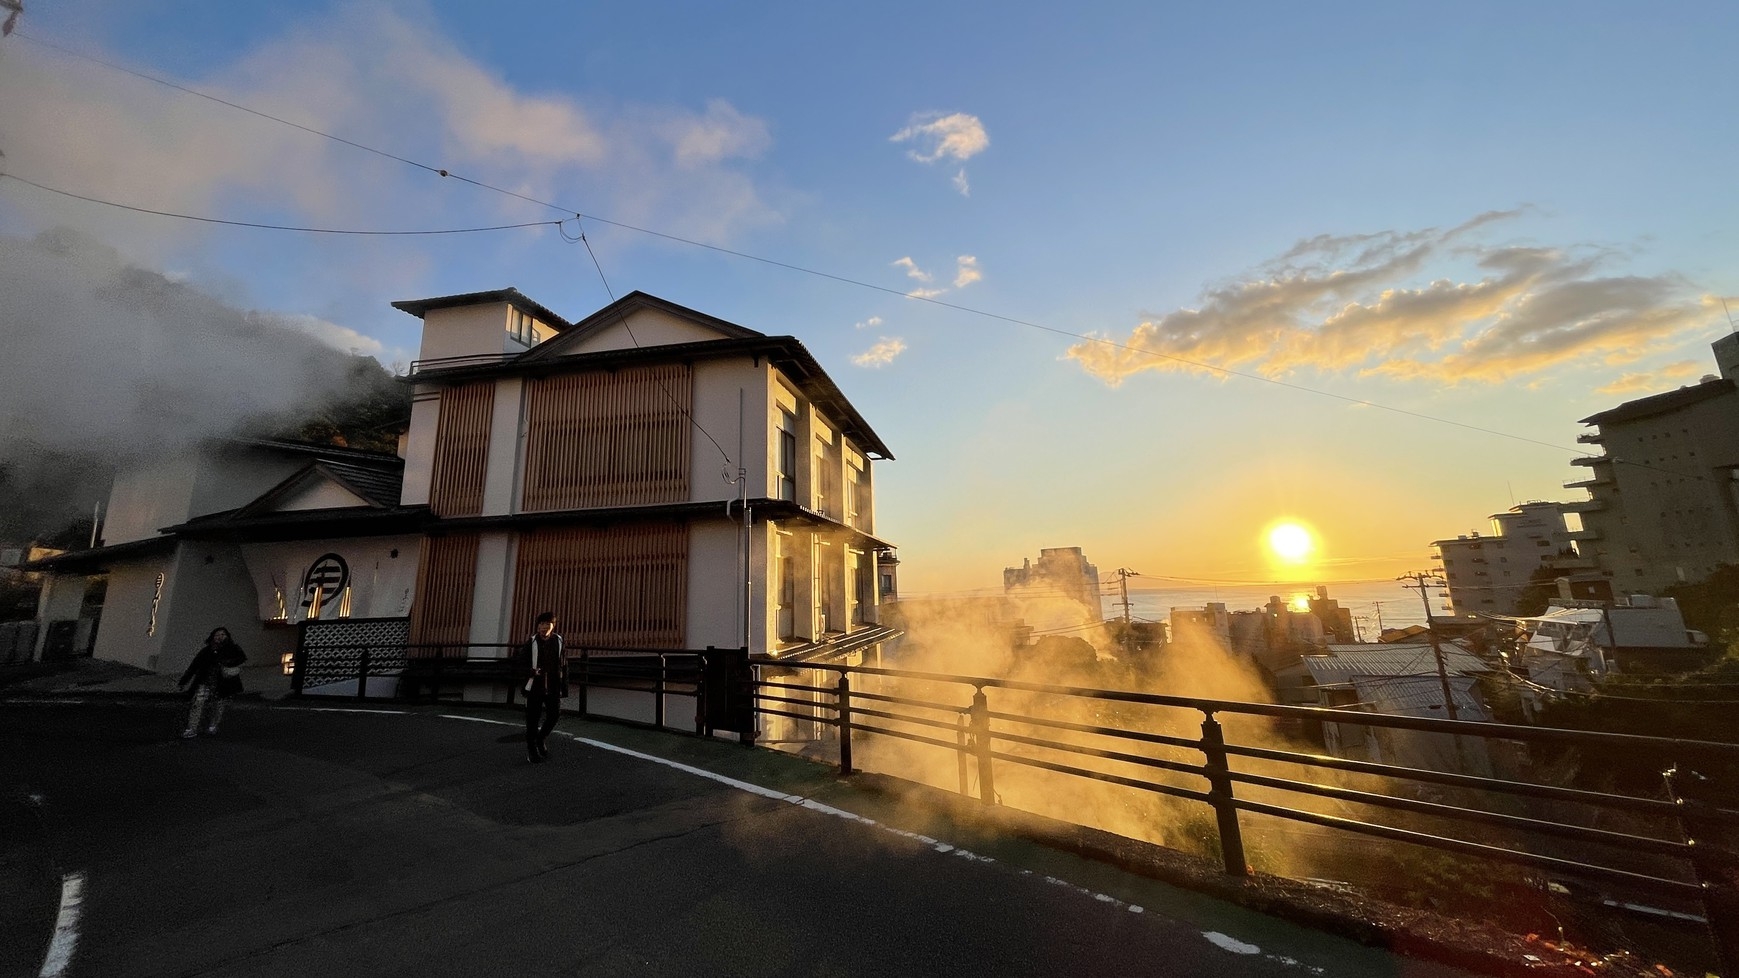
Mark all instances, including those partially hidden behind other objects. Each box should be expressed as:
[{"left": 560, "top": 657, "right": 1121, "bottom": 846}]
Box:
[
  {"left": 91, "top": 556, "right": 176, "bottom": 670},
  {"left": 481, "top": 377, "right": 526, "bottom": 516},
  {"left": 103, "top": 456, "right": 198, "bottom": 544},
  {"left": 418, "top": 304, "right": 510, "bottom": 363},
  {"left": 400, "top": 391, "right": 440, "bottom": 506},
  {"left": 689, "top": 519, "right": 751, "bottom": 650},
  {"left": 690, "top": 357, "right": 769, "bottom": 503},
  {"left": 470, "top": 531, "right": 515, "bottom": 645}
]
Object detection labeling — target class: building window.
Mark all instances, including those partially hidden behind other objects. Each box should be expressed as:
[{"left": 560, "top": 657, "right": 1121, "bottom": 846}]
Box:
[
  {"left": 777, "top": 410, "right": 798, "bottom": 502},
  {"left": 509, "top": 308, "right": 538, "bottom": 345}
]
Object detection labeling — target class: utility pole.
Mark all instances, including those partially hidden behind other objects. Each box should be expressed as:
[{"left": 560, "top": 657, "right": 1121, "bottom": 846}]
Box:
[
  {"left": 1398, "top": 571, "right": 1459, "bottom": 721},
  {"left": 1113, "top": 568, "right": 1136, "bottom": 625}
]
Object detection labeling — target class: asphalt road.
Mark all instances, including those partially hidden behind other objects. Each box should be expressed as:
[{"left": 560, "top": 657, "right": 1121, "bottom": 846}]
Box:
[{"left": 0, "top": 698, "right": 1481, "bottom": 978}]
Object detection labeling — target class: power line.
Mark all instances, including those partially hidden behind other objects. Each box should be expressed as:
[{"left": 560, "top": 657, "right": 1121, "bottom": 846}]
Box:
[
  {"left": 13, "top": 30, "right": 1677, "bottom": 476},
  {"left": 0, "top": 172, "right": 565, "bottom": 236}
]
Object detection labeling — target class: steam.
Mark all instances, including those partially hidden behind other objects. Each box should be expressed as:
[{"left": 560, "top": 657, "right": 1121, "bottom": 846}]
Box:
[{"left": 0, "top": 228, "right": 386, "bottom": 460}]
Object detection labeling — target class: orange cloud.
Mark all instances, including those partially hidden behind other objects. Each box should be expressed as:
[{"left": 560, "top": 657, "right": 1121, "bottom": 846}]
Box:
[{"left": 1067, "top": 216, "right": 1720, "bottom": 388}]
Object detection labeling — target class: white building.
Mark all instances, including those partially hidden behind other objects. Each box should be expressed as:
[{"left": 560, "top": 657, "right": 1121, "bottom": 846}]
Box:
[
  {"left": 1432, "top": 501, "right": 1591, "bottom": 617},
  {"left": 27, "top": 290, "right": 898, "bottom": 682}
]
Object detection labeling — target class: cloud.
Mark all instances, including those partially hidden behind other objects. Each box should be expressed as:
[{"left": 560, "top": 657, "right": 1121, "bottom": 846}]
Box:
[
  {"left": 1594, "top": 360, "right": 1707, "bottom": 396},
  {"left": 906, "top": 287, "right": 947, "bottom": 300},
  {"left": 852, "top": 338, "right": 907, "bottom": 368},
  {"left": 891, "top": 112, "right": 987, "bottom": 196},
  {"left": 0, "top": 8, "right": 782, "bottom": 262},
  {"left": 853, "top": 316, "right": 884, "bottom": 330},
  {"left": 890, "top": 112, "right": 989, "bottom": 163},
  {"left": 953, "top": 255, "right": 982, "bottom": 289},
  {"left": 1065, "top": 214, "right": 1721, "bottom": 388},
  {"left": 892, "top": 257, "right": 933, "bottom": 282}
]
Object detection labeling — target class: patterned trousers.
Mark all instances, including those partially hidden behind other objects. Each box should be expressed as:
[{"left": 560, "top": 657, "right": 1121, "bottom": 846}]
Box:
[{"left": 183, "top": 684, "right": 227, "bottom": 736}]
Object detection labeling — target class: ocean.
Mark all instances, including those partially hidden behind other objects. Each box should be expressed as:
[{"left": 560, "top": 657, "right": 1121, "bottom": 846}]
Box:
[{"left": 1116, "top": 580, "right": 1434, "bottom": 639}]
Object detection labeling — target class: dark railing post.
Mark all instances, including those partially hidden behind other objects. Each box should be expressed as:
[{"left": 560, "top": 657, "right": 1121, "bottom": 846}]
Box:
[
  {"left": 741, "top": 648, "right": 758, "bottom": 749},
  {"left": 970, "top": 687, "right": 996, "bottom": 805},
  {"left": 957, "top": 712, "right": 971, "bottom": 796},
  {"left": 837, "top": 673, "right": 854, "bottom": 775},
  {"left": 1200, "top": 711, "right": 1248, "bottom": 876},
  {"left": 1665, "top": 765, "right": 1737, "bottom": 976},
  {"left": 290, "top": 642, "right": 306, "bottom": 696},
  {"left": 356, "top": 646, "right": 371, "bottom": 701},
  {"left": 654, "top": 654, "right": 666, "bottom": 730},
  {"left": 577, "top": 648, "right": 589, "bottom": 718}
]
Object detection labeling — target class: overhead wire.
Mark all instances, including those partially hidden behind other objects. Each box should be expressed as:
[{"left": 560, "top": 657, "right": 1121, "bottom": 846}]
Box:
[
  {"left": 0, "top": 172, "right": 566, "bottom": 236},
  {"left": 15, "top": 29, "right": 1714, "bottom": 484}
]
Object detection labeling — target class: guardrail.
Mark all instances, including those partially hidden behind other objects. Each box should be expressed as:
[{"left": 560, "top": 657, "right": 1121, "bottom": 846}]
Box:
[
  {"left": 287, "top": 641, "right": 1737, "bottom": 970},
  {"left": 749, "top": 660, "right": 1739, "bottom": 973}
]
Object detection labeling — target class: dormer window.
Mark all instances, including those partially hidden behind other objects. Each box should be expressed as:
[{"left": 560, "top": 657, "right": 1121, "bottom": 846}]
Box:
[{"left": 509, "top": 308, "right": 539, "bottom": 346}]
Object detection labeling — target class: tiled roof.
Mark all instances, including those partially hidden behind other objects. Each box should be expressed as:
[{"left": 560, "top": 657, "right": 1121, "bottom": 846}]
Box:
[
  {"left": 1301, "top": 643, "right": 1489, "bottom": 683},
  {"left": 1349, "top": 675, "right": 1490, "bottom": 721},
  {"left": 317, "top": 460, "right": 403, "bottom": 508}
]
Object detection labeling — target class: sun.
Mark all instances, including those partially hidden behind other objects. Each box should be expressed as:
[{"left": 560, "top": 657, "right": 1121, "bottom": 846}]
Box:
[{"left": 1266, "top": 521, "right": 1316, "bottom": 565}]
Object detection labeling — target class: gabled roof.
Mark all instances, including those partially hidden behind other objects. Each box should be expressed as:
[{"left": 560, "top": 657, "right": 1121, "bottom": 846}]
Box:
[
  {"left": 227, "top": 458, "right": 404, "bottom": 521},
  {"left": 406, "top": 291, "right": 896, "bottom": 459},
  {"left": 391, "top": 287, "right": 571, "bottom": 331},
  {"left": 518, "top": 291, "right": 761, "bottom": 361},
  {"left": 1579, "top": 377, "right": 1736, "bottom": 427}
]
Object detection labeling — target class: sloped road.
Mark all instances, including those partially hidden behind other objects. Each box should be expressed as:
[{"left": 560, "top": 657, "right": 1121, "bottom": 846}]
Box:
[{"left": 0, "top": 698, "right": 1478, "bottom": 978}]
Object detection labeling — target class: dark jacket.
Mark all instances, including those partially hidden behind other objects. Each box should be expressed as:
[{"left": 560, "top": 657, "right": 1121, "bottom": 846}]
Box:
[
  {"left": 521, "top": 634, "right": 568, "bottom": 697},
  {"left": 179, "top": 641, "right": 248, "bottom": 698}
]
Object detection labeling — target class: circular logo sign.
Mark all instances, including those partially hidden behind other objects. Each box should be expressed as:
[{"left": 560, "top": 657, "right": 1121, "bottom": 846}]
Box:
[{"left": 300, "top": 553, "right": 350, "bottom": 615}]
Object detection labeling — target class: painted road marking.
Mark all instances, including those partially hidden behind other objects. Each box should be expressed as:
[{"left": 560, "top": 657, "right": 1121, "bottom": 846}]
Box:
[{"left": 38, "top": 872, "right": 85, "bottom": 978}]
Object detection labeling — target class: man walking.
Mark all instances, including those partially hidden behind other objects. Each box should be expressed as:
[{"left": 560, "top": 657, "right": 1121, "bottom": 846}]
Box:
[{"left": 521, "top": 611, "right": 567, "bottom": 762}]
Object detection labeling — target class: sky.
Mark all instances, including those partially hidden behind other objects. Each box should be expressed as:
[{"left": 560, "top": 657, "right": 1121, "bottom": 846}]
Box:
[{"left": 1, "top": 1, "right": 1737, "bottom": 599}]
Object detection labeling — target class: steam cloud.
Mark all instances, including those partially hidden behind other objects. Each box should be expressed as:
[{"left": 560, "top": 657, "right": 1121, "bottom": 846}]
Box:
[
  {"left": 1068, "top": 211, "right": 1726, "bottom": 387},
  {"left": 0, "top": 228, "right": 384, "bottom": 460}
]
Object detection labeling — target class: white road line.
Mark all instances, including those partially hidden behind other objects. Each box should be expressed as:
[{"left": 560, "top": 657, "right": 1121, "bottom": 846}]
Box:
[
  {"left": 38, "top": 872, "right": 85, "bottom": 978},
  {"left": 304, "top": 708, "right": 411, "bottom": 715},
  {"left": 436, "top": 714, "right": 516, "bottom": 726}
]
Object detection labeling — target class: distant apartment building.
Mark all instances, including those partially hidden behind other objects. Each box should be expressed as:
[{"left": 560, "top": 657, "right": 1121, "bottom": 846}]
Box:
[
  {"left": 1564, "top": 330, "right": 1739, "bottom": 593},
  {"left": 1003, "top": 547, "right": 1104, "bottom": 627},
  {"left": 1432, "top": 501, "right": 1592, "bottom": 616}
]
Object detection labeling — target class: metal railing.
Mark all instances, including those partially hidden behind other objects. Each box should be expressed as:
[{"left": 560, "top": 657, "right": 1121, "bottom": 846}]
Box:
[
  {"left": 287, "top": 641, "right": 1738, "bottom": 969},
  {"left": 748, "top": 660, "right": 1739, "bottom": 972}
]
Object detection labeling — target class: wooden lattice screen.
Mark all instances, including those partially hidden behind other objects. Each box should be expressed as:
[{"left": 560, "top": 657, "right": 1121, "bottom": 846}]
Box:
[
  {"left": 408, "top": 532, "right": 480, "bottom": 651},
  {"left": 428, "top": 381, "right": 495, "bottom": 517},
  {"left": 510, "top": 523, "right": 688, "bottom": 649},
  {"left": 521, "top": 364, "right": 693, "bottom": 511}
]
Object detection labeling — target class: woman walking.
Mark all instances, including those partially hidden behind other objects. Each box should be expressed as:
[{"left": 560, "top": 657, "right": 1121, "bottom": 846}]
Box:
[{"left": 178, "top": 627, "right": 247, "bottom": 738}]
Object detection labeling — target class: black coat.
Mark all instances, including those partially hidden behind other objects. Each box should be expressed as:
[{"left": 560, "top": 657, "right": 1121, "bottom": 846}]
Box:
[
  {"left": 179, "top": 641, "right": 247, "bottom": 698},
  {"left": 520, "top": 634, "right": 568, "bottom": 697}
]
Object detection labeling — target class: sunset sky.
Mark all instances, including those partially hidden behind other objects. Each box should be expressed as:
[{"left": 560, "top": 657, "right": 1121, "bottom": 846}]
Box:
[{"left": 2, "top": 2, "right": 1737, "bottom": 597}]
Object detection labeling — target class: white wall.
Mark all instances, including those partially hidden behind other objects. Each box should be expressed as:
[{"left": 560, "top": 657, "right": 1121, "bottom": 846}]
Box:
[
  {"left": 470, "top": 531, "right": 515, "bottom": 645},
  {"left": 690, "top": 357, "right": 770, "bottom": 503},
  {"left": 91, "top": 556, "right": 175, "bottom": 669},
  {"left": 277, "top": 480, "right": 367, "bottom": 511},
  {"left": 688, "top": 520, "right": 755, "bottom": 651},
  {"left": 565, "top": 307, "right": 727, "bottom": 354},
  {"left": 103, "top": 456, "right": 198, "bottom": 544},
  {"left": 482, "top": 377, "right": 525, "bottom": 516},
  {"left": 400, "top": 391, "right": 440, "bottom": 506},
  {"left": 418, "top": 304, "right": 509, "bottom": 363},
  {"left": 241, "top": 536, "right": 421, "bottom": 621}
]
